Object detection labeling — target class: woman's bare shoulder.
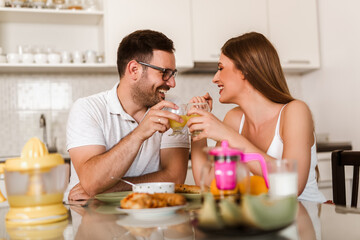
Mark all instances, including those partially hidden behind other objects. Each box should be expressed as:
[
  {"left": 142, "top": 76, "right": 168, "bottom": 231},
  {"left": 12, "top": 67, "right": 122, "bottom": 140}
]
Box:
[
  {"left": 282, "top": 100, "right": 314, "bottom": 131},
  {"left": 284, "top": 100, "right": 312, "bottom": 118},
  {"left": 223, "top": 106, "right": 244, "bottom": 130}
]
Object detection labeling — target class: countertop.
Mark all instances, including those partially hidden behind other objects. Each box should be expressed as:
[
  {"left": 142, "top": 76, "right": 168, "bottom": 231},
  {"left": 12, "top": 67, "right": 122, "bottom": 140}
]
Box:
[
  {"left": 0, "top": 153, "right": 70, "bottom": 163},
  {"left": 316, "top": 141, "right": 352, "bottom": 153},
  {"left": 1, "top": 198, "right": 360, "bottom": 239}
]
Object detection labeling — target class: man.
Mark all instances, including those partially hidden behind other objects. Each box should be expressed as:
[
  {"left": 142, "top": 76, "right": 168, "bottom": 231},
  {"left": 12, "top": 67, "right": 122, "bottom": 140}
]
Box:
[{"left": 65, "top": 30, "right": 190, "bottom": 200}]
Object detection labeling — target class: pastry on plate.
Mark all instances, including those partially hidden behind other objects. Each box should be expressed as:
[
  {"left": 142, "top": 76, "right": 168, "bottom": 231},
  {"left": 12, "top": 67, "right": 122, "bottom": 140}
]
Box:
[
  {"left": 175, "top": 184, "right": 201, "bottom": 194},
  {"left": 120, "top": 192, "right": 186, "bottom": 209}
]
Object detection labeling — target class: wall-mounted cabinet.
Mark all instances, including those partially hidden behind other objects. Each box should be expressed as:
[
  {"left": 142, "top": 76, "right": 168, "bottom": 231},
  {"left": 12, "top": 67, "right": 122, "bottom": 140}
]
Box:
[
  {"left": 0, "top": 4, "right": 116, "bottom": 73},
  {"left": 268, "top": 0, "right": 320, "bottom": 73},
  {"left": 191, "top": 0, "right": 320, "bottom": 74},
  {"left": 104, "top": 0, "right": 193, "bottom": 71},
  {"left": 0, "top": 0, "right": 320, "bottom": 74},
  {"left": 191, "top": 0, "right": 268, "bottom": 63}
]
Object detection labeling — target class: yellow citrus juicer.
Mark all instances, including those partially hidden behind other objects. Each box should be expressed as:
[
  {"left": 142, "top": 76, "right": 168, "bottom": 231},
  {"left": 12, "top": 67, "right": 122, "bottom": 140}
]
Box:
[
  {"left": 0, "top": 137, "right": 69, "bottom": 227},
  {"left": 6, "top": 219, "right": 69, "bottom": 240}
]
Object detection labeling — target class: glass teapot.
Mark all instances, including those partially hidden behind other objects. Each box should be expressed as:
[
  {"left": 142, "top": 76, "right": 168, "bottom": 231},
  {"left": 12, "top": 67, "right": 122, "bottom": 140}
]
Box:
[{"left": 201, "top": 140, "right": 269, "bottom": 197}]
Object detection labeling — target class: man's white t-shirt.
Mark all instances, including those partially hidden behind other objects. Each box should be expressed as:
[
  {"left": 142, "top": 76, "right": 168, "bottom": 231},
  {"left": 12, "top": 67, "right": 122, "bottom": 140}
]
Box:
[{"left": 64, "top": 83, "right": 190, "bottom": 200}]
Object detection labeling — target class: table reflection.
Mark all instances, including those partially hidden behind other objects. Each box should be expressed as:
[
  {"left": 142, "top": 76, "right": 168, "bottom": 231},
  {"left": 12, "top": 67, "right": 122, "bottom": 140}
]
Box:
[
  {"left": 2, "top": 198, "right": 351, "bottom": 240},
  {"left": 70, "top": 200, "right": 195, "bottom": 240}
]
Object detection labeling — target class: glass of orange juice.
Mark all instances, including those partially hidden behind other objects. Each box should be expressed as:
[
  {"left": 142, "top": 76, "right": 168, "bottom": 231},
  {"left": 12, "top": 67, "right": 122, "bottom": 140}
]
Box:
[
  {"left": 186, "top": 102, "right": 210, "bottom": 137},
  {"left": 165, "top": 104, "right": 188, "bottom": 136}
]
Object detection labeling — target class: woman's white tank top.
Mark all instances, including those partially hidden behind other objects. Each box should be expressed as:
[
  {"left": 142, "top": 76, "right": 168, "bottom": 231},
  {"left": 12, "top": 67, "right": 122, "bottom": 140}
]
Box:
[{"left": 238, "top": 105, "right": 326, "bottom": 203}]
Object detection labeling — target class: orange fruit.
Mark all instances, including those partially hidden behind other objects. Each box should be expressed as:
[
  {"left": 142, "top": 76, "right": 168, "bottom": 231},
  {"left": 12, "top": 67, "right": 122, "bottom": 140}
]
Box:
[
  {"left": 210, "top": 179, "right": 238, "bottom": 197},
  {"left": 238, "top": 175, "right": 268, "bottom": 195}
]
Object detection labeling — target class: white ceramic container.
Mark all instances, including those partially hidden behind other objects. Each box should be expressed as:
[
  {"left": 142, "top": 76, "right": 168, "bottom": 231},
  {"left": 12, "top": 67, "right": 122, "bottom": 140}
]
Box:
[{"left": 132, "top": 182, "right": 175, "bottom": 194}]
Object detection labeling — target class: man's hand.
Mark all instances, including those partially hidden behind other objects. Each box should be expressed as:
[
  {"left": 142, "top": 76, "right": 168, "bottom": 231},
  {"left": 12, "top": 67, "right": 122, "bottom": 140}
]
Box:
[
  {"left": 68, "top": 183, "right": 91, "bottom": 201},
  {"left": 133, "top": 100, "right": 184, "bottom": 141}
]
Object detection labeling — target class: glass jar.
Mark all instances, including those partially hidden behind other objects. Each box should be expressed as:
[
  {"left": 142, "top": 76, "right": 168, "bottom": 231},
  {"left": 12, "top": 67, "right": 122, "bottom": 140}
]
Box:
[
  {"left": 53, "top": 0, "right": 65, "bottom": 9},
  {"left": 0, "top": 47, "right": 6, "bottom": 63},
  {"left": 201, "top": 141, "right": 251, "bottom": 200},
  {"left": 32, "top": 0, "right": 46, "bottom": 8},
  {"left": 84, "top": 0, "right": 97, "bottom": 11},
  {"left": 11, "top": 0, "right": 25, "bottom": 7},
  {"left": 68, "top": 0, "right": 82, "bottom": 9}
]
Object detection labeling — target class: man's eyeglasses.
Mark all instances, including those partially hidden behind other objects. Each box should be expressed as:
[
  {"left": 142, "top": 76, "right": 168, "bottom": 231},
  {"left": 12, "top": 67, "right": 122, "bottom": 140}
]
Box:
[{"left": 136, "top": 61, "right": 177, "bottom": 81}]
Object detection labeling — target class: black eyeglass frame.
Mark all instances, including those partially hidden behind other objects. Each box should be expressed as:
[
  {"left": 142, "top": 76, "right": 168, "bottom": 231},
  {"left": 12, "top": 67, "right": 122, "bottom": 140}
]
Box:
[{"left": 136, "top": 61, "right": 177, "bottom": 81}]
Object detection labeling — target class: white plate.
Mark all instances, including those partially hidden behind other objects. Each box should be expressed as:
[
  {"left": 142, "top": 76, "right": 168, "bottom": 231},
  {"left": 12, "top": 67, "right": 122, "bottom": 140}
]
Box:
[
  {"left": 116, "top": 212, "right": 189, "bottom": 228},
  {"left": 116, "top": 205, "right": 186, "bottom": 220}
]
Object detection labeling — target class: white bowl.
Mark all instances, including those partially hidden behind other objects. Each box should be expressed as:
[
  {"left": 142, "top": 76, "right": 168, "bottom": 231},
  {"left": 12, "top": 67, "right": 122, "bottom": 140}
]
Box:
[
  {"left": 48, "top": 53, "right": 61, "bottom": 64},
  {"left": 22, "top": 53, "right": 34, "bottom": 64},
  {"left": 6, "top": 53, "right": 20, "bottom": 64},
  {"left": 133, "top": 182, "right": 175, "bottom": 194},
  {"left": 34, "top": 53, "right": 48, "bottom": 64}
]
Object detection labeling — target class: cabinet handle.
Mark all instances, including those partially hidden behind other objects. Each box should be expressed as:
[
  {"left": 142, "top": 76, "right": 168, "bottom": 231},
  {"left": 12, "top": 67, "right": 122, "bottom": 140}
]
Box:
[{"left": 286, "top": 60, "right": 310, "bottom": 64}]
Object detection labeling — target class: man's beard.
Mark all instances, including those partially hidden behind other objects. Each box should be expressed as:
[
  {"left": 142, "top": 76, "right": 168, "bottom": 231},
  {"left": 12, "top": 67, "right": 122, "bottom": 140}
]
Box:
[{"left": 131, "top": 73, "right": 169, "bottom": 108}]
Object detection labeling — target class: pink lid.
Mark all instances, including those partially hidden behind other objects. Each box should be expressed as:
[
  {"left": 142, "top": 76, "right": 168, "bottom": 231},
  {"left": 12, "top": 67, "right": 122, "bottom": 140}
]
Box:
[{"left": 208, "top": 140, "right": 242, "bottom": 156}]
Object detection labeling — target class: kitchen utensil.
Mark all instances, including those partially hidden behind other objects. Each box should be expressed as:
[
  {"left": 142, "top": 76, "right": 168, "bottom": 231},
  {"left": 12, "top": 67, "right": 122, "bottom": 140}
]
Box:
[
  {"left": 110, "top": 176, "right": 136, "bottom": 187},
  {"left": 110, "top": 177, "right": 175, "bottom": 193},
  {"left": 34, "top": 53, "right": 47, "bottom": 64},
  {"left": 267, "top": 159, "right": 297, "bottom": 198},
  {"left": 0, "top": 138, "right": 69, "bottom": 227},
  {"left": 202, "top": 140, "right": 269, "bottom": 196},
  {"left": 84, "top": 50, "right": 97, "bottom": 63},
  {"left": 6, "top": 53, "right": 20, "bottom": 64},
  {"left": 164, "top": 104, "right": 187, "bottom": 136},
  {"left": 22, "top": 53, "right": 34, "bottom": 64},
  {"left": 84, "top": 0, "right": 98, "bottom": 11},
  {"left": 53, "top": 0, "right": 65, "bottom": 9},
  {"left": 48, "top": 53, "right": 61, "bottom": 64},
  {"left": 61, "top": 51, "right": 72, "bottom": 64},
  {"left": 10, "top": 0, "right": 24, "bottom": 7},
  {"left": 72, "top": 50, "right": 83, "bottom": 63},
  {"left": 32, "top": 0, "right": 46, "bottom": 8},
  {"left": 68, "top": 0, "right": 82, "bottom": 9},
  {"left": 132, "top": 182, "right": 175, "bottom": 194},
  {"left": 186, "top": 102, "right": 210, "bottom": 137},
  {"left": 0, "top": 47, "right": 6, "bottom": 63}
]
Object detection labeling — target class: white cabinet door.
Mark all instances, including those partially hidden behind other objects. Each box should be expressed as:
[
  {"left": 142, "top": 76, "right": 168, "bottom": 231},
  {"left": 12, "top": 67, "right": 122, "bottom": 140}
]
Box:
[
  {"left": 104, "top": 0, "right": 193, "bottom": 70},
  {"left": 191, "top": 0, "right": 268, "bottom": 62},
  {"left": 268, "top": 0, "right": 320, "bottom": 72}
]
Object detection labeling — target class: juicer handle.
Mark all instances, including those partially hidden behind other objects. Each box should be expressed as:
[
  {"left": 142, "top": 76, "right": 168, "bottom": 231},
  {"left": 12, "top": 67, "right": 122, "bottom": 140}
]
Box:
[
  {"left": 241, "top": 153, "right": 269, "bottom": 189},
  {"left": 0, "top": 163, "right": 6, "bottom": 202}
]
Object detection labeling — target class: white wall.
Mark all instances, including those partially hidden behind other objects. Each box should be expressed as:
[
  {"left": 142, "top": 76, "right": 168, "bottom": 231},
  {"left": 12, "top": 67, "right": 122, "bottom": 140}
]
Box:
[
  {"left": 0, "top": 72, "right": 300, "bottom": 156},
  {"left": 301, "top": 0, "right": 360, "bottom": 150}
]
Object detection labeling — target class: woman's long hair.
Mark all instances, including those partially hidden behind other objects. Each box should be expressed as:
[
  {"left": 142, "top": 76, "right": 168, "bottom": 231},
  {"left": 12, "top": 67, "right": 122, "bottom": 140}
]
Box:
[{"left": 221, "top": 32, "right": 294, "bottom": 103}]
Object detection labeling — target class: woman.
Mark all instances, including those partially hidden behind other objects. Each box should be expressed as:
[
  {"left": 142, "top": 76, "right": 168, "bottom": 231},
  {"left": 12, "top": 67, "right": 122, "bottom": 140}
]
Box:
[{"left": 187, "top": 32, "right": 325, "bottom": 203}]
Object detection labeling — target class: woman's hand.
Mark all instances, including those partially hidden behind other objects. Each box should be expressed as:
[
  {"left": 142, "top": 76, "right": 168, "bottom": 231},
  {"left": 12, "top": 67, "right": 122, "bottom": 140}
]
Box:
[
  {"left": 189, "top": 92, "right": 213, "bottom": 111},
  {"left": 187, "top": 108, "right": 233, "bottom": 142}
]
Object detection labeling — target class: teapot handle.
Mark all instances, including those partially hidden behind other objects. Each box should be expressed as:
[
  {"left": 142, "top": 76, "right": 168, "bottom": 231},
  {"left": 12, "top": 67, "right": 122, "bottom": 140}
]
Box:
[
  {"left": 0, "top": 163, "right": 6, "bottom": 202},
  {"left": 241, "top": 153, "right": 269, "bottom": 189}
]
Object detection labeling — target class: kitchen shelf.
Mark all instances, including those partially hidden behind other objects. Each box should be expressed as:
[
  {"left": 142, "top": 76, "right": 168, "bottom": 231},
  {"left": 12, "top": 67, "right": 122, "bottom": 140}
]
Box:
[
  {"left": 0, "top": 7, "right": 104, "bottom": 25},
  {"left": 0, "top": 63, "right": 117, "bottom": 73}
]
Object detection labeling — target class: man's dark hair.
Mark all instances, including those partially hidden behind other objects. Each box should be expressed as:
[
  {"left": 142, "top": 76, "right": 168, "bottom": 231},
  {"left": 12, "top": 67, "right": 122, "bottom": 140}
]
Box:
[{"left": 117, "top": 29, "right": 175, "bottom": 78}]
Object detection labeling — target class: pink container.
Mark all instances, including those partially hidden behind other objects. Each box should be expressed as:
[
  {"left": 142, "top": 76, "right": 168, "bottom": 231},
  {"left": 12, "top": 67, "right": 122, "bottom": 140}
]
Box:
[{"left": 208, "top": 140, "right": 269, "bottom": 190}]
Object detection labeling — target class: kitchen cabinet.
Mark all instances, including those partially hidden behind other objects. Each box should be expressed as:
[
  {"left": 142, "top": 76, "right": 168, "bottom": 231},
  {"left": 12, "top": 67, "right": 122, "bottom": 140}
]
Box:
[
  {"left": 104, "top": 0, "right": 193, "bottom": 71},
  {"left": 268, "top": 0, "right": 320, "bottom": 73},
  {"left": 0, "top": 4, "right": 116, "bottom": 73},
  {"left": 191, "top": 0, "right": 268, "bottom": 63},
  {"left": 191, "top": 0, "right": 320, "bottom": 74}
]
